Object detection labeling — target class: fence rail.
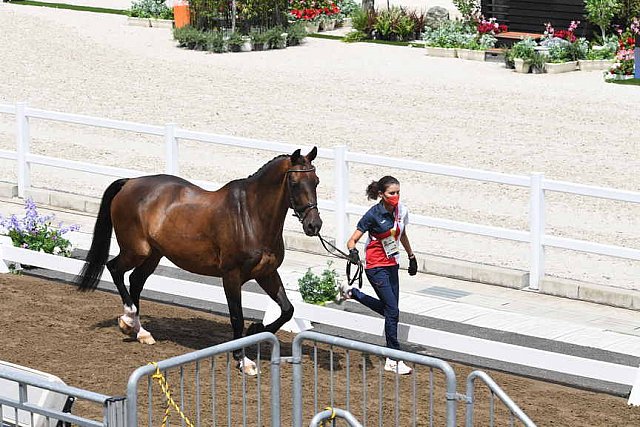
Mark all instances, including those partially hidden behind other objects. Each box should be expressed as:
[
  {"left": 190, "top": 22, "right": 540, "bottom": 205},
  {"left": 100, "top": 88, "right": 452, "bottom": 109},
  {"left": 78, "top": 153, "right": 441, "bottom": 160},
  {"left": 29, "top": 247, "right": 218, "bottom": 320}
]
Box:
[{"left": 1, "top": 102, "right": 639, "bottom": 291}]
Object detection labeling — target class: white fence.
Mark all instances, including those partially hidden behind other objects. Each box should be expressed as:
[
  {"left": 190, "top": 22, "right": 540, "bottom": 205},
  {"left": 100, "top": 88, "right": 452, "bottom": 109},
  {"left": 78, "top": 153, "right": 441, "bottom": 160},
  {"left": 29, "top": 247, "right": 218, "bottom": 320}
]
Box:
[{"left": 1, "top": 102, "right": 640, "bottom": 291}]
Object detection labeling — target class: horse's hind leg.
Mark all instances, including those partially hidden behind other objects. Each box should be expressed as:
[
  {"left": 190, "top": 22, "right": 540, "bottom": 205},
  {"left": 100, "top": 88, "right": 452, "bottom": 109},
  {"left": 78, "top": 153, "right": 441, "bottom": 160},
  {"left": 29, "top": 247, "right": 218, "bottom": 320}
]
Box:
[
  {"left": 128, "top": 252, "right": 162, "bottom": 345},
  {"left": 253, "top": 271, "right": 293, "bottom": 335},
  {"left": 106, "top": 254, "right": 137, "bottom": 336}
]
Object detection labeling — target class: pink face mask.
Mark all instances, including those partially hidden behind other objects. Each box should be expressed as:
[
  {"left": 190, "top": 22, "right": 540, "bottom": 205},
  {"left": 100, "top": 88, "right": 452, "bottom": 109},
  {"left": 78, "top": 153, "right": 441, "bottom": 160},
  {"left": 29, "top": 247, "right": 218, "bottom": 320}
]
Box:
[{"left": 384, "top": 194, "right": 399, "bottom": 207}]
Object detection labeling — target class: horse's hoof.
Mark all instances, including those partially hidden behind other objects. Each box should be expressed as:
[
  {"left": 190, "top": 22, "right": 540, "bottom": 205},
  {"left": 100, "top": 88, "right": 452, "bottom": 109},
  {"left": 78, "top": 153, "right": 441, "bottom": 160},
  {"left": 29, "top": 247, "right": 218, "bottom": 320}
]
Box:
[
  {"left": 246, "top": 322, "right": 265, "bottom": 336},
  {"left": 118, "top": 317, "right": 135, "bottom": 336},
  {"left": 137, "top": 333, "right": 156, "bottom": 345},
  {"left": 237, "top": 357, "right": 258, "bottom": 376}
]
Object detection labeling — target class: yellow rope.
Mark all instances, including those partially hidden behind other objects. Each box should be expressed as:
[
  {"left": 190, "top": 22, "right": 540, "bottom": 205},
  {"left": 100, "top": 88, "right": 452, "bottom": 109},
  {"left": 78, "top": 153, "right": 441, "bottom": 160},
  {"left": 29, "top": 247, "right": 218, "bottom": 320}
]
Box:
[
  {"left": 148, "top": 362, "right": 195, "bottom": 427},
  {"left": 321, "top": 406, "right": 337, "bottom": 426}
]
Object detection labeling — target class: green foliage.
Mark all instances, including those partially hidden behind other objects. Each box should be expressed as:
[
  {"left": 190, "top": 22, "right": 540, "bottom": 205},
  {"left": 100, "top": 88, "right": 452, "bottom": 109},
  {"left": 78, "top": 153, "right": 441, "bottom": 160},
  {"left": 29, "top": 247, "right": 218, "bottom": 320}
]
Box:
[
  {"left": 342, "top": 30, "right": 368, "bottom": 42},
  {"left": 206, "top": 30, "right": 226, "bottom": 52},
  {"left": 266, "top": 26, "right": 287, "bottom": 48},
  {"left": 529, "top": 51, "right": 547, "bottom": 72},
  {"left": 614, "top": 0, "right": 640, "bottom": 28},
  {"left": 336, "top": 0, "right": 358, "bottom": 17},
  {"left": 250, "top": 28, "right": 269, "bottom": 49},
  {"left": 584, "top": 0, "right": 620, "bottom": 40},
  {"left": 286, "top": 22, "right": 308, "bottom": 46},
  {"left": 298, "top": 262, "right": 340, "bottom": 305},
  {"left": 548, "top": 38, "right": 588, "bottom": 62},
  {"left": 172, "top": 26, "right": 226, "bottom": 52},
  {"left": 423, "top": 20, "right": 467, "bottom": 48},
  {"left": 129, "top": 0, "right": 173, "bottom": 19},
  {"left": 452, "top": 0, "right": 480, "bottom": 24},
  {"left": 586, "top": 38, "right": 617, "bottom": 59},
  {"left": 350, "top": 6, "right": 376, "bottom": 35},
  {"left": 227, "top": 32, "right": 245, "bottom": 51},
  {"left": 509, "top": 37, "right": 537, "bottom": 60}
]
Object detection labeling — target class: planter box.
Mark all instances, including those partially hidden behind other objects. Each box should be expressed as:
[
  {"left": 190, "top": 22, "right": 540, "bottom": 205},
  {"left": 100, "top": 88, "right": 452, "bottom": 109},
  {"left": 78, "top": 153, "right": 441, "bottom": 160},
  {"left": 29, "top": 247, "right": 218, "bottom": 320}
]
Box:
[
  {"left": 513, "top": 58, "right": 530, "bottom": 73},
  {"left": 424, "top": 46, "right": 457, "bottom": 58},
  {"left": 304, "top": 21, "right": 320, "bottom": 34},
  {"left": 127, "top": 17, "right": 173, "bottom": 28},
  {"left": 457, "top": 48, "right": 485, "bottom": 61},
  {"left": 545, "top": 61, "right": 578, "bottom": 74},
  {"left": 578, "top": 59, "right": 614, "bottom": 72}
]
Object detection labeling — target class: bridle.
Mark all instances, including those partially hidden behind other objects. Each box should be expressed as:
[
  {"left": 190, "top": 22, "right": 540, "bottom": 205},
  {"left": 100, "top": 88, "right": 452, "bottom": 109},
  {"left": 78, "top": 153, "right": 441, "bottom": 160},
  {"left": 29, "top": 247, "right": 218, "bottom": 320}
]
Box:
[{"left": 285, "top": 166, "right": 318, "bottom": 223}]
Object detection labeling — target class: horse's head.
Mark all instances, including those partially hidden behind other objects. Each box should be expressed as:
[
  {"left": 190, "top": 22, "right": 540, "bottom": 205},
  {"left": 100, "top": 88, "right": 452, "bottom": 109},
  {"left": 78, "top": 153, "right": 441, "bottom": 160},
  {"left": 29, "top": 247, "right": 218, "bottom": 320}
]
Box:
[{"left": 287, "top": 147, "right": 322, "bottom": 236}]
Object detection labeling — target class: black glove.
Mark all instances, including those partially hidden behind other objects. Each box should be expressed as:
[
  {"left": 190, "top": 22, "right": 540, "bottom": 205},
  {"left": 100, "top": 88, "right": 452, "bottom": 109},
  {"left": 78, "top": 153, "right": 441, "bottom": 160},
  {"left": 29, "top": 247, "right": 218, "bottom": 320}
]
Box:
[
  {"left": 348, "top": 248, "right": 360, "bottom": 264},
  {"left": 408, "top": 255, "right": 418, "bottom": 276}
]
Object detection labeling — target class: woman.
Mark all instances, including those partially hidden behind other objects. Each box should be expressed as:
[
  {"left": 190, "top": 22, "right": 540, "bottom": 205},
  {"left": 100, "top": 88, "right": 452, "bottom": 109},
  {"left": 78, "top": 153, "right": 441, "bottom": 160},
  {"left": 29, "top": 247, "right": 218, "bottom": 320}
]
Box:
[{"left": 340, "top": 175, "right": 418, "bottom": 375}]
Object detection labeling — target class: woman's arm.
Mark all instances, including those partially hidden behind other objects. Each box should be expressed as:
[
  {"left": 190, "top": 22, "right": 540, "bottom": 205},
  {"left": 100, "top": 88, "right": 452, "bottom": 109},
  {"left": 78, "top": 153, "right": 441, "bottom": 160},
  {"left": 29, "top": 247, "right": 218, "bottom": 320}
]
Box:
[
  {"left": 347, "top": 229, "right": 364, "bottom": 251},
  {"left": 400, "top": 229, "right": 414, "bottom": 258}
]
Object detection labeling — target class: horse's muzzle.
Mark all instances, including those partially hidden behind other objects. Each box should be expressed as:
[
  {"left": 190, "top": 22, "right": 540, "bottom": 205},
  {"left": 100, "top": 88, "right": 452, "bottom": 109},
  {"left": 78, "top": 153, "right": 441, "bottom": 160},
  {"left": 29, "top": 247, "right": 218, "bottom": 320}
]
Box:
[{"left": 303, "top": 211, "right": 322, "bottom": 236}]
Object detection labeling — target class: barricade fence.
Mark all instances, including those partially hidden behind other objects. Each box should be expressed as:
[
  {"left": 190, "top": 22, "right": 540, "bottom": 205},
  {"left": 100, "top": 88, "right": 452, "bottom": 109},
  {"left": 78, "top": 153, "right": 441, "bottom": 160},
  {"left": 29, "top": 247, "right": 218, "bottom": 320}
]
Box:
[
  {"left": 0, "top": 364, "right": 126, "bottom": 427},
  {"left": 1, "top": 331, "right": 537, "bottom": 427},
  {"left": 0, "top": 102, "right": 639, "bottom": 291}
]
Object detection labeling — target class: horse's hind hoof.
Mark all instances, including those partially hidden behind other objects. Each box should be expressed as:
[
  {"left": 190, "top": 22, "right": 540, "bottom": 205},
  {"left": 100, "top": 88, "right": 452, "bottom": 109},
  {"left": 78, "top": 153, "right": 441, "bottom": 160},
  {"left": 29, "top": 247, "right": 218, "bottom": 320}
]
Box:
[
  {"left": 118, "top": 317, "right": 135, "bottom": 336},
  {"left": 137, "top": 333, "right": 156, "bottom": 345},
  {"left": 246, "top": 322, "right": 265, "bottom": 336}
]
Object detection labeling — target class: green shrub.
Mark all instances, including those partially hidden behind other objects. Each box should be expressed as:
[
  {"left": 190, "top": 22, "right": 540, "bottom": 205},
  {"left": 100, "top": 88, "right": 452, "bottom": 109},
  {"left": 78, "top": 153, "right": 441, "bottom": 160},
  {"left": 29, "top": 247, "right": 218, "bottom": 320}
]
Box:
[
  {"left": 266, "top": 26, "right": 286, "bottom": 49},
  {"left": 129, "top": 0, "right": 173, "bottom": 19},
  {"left": 227, "top": 32, "right": 245, "bottom": 52},
  {"left": 342, "top": 30, "right": 368, "bottom": 42},
  {"left": 298, "top": 262, "right": 340, "bottom": 305},
  {"left": 286, "top": 22, "right": 308, "bottom": 46},
  {"left": 206, "top": 30, "right": 226, "bottom": 52},
  {"left": 173, "top": 26, "right": 208, "bottom": 49},
  {"left": 509, "top": 37, "right": 537, "bottom": 60},
  {"left": 423, "top": 20, "right": 467, "bottom": 48}
]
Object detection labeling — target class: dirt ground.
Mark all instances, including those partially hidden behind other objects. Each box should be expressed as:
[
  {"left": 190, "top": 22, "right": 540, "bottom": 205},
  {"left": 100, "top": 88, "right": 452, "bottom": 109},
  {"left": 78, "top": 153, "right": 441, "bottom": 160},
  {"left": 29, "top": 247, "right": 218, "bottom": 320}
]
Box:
[{"left": 1, "top": 274, "right": 639, "bottom": 426}]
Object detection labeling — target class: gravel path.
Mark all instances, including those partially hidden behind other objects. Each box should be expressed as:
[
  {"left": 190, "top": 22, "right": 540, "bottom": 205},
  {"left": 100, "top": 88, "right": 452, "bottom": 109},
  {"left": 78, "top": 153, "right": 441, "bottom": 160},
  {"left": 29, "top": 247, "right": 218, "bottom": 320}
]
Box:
[{"left": 0, "top": 4, "right": 638, "bottom": 290}]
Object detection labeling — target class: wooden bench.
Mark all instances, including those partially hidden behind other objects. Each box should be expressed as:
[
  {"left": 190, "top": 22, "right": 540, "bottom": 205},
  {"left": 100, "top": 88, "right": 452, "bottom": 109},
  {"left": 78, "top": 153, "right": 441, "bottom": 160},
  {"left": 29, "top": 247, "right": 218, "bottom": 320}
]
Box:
[{"left": 496, "top": 31, "right": 543, "bottom": 47}]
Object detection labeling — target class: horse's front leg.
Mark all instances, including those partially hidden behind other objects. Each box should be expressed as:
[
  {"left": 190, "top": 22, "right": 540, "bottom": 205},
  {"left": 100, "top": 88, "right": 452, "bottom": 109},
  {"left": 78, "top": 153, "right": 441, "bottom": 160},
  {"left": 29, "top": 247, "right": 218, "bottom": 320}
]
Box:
[
  {"left": 254, "top": 271, "right": 293, "bottom": 334},
  {"left": 223, "top": 273, "right": 258, "bottom": 376}
]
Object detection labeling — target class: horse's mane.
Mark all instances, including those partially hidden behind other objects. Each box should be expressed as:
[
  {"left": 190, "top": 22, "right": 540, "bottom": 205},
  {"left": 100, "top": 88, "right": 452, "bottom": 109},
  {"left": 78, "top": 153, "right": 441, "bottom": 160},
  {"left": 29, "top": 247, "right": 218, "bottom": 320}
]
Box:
[{"left": 246, "top": 154, "right": 289, "bottom": 180}]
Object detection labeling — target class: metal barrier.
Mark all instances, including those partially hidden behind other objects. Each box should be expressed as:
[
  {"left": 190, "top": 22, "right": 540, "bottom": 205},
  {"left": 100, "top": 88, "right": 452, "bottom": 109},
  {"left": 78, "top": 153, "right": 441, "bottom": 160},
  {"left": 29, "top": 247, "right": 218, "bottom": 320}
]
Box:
[
  {"left": 465, "top": 370, "right": 536, "bottom": 427},
  {"left": 0, "top": 364, "right": 125, "bottom": 427},
  {"left": 125, "top": 332, "right": 280, "bottom": 427},
  {"left": 291, "top": 331, "right": 459, "bottom": 427},
  {"left": 309, "top": 408, "right": 363, "bottom": 427}
]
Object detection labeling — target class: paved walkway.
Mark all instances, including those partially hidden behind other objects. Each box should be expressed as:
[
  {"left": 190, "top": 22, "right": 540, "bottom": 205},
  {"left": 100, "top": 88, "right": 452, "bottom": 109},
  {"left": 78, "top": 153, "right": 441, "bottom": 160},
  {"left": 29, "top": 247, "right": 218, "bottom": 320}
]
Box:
[{"left": 1, "top": 197, "right": 639, "bottom": 393}]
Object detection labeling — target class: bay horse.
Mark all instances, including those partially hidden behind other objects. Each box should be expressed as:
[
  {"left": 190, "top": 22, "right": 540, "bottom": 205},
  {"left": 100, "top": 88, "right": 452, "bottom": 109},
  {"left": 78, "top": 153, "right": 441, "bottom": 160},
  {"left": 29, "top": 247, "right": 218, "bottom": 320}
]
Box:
[{"left": 75, "top": 147, "right": 322, "bottom": 374}]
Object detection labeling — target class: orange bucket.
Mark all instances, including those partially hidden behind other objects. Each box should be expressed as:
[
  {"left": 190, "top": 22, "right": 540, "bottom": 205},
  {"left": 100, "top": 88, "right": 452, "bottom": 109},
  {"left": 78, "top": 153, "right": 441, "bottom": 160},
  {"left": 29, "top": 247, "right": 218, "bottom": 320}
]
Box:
[{"left": 173, "top": 4, "right": 190, "bottom": 28}]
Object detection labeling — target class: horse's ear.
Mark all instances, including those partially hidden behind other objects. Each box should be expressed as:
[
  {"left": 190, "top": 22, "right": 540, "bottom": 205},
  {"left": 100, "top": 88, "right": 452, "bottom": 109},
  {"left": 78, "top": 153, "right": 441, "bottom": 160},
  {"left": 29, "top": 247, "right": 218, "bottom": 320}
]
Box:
[
  {"left": 291, "top": 149, "right": 302, "bottom": 164},
  {"left": 306, "top": 146, "right": 318, "bottom": 162}
]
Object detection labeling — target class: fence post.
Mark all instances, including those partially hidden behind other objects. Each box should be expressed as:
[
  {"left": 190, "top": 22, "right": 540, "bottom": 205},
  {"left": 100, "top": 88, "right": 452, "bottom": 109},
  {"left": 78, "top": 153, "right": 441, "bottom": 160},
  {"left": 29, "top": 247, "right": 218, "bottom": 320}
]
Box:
[
  {"left": 164, "top": 123, "right": 179, "bottom": 176},
  {"left": 529, "top": 172, "right": 545, "bottom": 290},
  {"left": 334, "top": 145, "right": 349, "bottom": 248},
  {"left": 16, "top": 102, "right": 30, "bottom": 198}
]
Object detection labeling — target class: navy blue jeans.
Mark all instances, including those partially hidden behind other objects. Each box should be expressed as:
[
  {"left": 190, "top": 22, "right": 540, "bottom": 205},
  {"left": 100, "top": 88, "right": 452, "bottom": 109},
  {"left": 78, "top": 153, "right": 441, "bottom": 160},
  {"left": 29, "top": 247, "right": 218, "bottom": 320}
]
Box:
[{"left": 351, "top": 265, "right": 400, "bottom": 350}]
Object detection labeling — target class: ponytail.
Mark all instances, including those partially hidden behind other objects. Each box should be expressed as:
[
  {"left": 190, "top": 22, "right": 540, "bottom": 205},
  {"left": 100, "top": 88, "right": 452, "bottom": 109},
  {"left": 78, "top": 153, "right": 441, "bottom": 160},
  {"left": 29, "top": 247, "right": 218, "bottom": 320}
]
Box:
[{"left": 365, "top": 175, "right": 399, "bottom": 200}]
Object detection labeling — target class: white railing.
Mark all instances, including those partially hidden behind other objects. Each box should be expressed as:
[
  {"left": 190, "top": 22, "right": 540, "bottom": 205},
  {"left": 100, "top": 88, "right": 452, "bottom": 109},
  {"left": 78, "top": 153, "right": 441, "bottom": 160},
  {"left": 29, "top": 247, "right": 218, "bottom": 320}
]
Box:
[{"left": 1, "top": 102, "right": 640, "bottom": 290}]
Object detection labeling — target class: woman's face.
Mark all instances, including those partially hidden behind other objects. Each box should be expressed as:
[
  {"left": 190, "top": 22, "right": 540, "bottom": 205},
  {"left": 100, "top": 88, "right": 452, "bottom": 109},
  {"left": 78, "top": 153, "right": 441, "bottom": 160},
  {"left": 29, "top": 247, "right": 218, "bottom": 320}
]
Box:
[{"left": 380, "top": 183, "right": 400, "bottom": 204}]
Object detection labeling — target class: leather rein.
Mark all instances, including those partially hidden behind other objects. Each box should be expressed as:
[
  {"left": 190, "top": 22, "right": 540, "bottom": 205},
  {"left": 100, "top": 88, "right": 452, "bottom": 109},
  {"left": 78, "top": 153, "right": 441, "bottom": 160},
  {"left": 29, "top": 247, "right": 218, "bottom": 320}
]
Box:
[{"left": 285, "top": 165, "right": 363, "bottom": 288}]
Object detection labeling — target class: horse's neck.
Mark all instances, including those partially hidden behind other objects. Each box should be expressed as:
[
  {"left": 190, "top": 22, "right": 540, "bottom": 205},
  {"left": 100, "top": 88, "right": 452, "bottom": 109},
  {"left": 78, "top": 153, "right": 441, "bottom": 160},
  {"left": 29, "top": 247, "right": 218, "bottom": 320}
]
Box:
[{"left": 246, "top": 162, "right": 290, "bottom": 229}]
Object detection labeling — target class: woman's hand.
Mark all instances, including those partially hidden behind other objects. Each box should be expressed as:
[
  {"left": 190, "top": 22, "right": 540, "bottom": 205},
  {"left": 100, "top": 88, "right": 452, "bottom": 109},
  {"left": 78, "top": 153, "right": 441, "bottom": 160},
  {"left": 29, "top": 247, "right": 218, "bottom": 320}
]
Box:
[
  {"left": 408, "top": 255, "right": 417, "bottom": 275},
  {"left": 348, "top": 248, "right": 360, "bottom": 264}
]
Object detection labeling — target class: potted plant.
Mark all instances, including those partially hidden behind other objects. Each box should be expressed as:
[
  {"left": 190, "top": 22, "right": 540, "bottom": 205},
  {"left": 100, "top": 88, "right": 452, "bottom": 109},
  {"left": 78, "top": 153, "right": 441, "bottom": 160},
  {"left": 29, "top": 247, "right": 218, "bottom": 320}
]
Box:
[
  {"left": 227, "top": 32, "right": 245, "bottom": 52},
  {"left": 584, "top": 0, "right": 620, "bottom": 44},
  {"left": 250, "top": 29, "right": 269, "bottom": 51},
  {"left": 297, "top": 262, "right": 340, "bottom": 305},
  {"left": 510, "top": 37, "right": 537, "bottom": 73},
  {"left": 286, "top": 22, "right": 308, "bottom": 46},
  {"left": 266, "top": 26, "right": 287, "bottom": 49},
  {"left": 423, "top": 20, "right": 465, "bottom": 58},
  {"left": 457, "top": 33, "right": 496, "bottom": 61},
  {"left": 579, "top": 39, "right": 616, "bottom": 71},
  {"left": 529, "top": 51, "right": 546, "bottom": 74}
]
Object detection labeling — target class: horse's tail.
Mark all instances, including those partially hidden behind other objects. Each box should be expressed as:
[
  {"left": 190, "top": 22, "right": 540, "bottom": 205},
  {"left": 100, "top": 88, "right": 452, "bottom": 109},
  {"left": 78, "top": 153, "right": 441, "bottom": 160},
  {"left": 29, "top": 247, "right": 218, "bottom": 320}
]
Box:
[{"left": 75, "top": 178, "right": 129, "bottom": 292}]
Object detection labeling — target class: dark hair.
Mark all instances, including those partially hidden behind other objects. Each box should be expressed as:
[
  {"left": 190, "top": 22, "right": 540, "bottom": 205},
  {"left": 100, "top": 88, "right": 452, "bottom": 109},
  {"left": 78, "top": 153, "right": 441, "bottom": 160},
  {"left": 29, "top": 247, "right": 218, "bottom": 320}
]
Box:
[{"left": 366, "top": 176, "right": 399, "bottom": 200}]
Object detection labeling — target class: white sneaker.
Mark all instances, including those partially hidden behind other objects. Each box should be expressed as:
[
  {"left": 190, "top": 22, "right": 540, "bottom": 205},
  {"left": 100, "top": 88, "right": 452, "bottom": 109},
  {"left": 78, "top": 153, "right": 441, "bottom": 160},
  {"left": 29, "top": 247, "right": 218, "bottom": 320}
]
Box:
[
  {"left": 384, "top": 358, "right": 412, "bottom": 375},
  {"left": 338, "top": 282, "right": 352, "bottom": 301}
]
